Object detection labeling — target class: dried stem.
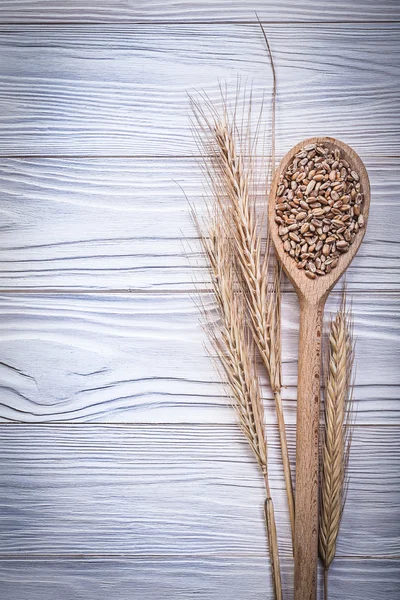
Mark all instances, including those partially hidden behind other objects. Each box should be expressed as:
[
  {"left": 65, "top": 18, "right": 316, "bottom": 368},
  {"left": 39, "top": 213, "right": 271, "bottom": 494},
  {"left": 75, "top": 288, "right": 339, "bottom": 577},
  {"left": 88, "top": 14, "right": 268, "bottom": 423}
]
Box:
[
  {"left": 319, "top": 292, "right": 355, "bottom": 599},
  {"left": 257, "top": 16, "right": 276, "bottom": 175},
  {"left": 193, "top": 209, "right": 282, "bottom": 599}
]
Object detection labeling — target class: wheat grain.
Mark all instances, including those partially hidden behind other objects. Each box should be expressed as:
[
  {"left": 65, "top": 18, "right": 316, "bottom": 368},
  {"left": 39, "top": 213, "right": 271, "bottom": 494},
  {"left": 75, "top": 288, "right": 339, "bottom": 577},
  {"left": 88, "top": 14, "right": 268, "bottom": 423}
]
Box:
[
  {"left": 275, "top": 143, "right": 365, "bottom": 278},
  {"left": 319, "top": 292, "right": 355, "bottom": 600}
]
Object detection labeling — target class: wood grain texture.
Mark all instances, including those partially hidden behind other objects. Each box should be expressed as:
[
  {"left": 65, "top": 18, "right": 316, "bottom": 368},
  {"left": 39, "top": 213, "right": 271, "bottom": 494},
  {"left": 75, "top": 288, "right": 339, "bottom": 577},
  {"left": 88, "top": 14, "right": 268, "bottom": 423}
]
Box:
[
  {"left": 0, "top": 25, "right": 398, "bottom": 156},
  {"left": 0, "top": 292, "right": 398, "bottom": 424},
  {"left": 1, "top": 558, "right": 399, "bottom": 600},
  {"left": 0, "top": 10, "right": 397, "bottom": 598},
  {"left": 0, "top": 0, "right": 399, "bottom": 23},
  {"left": 293, "top": 301, "right": 323, "bottom": 599},
  {"left": 0, "top": 425, "right": 399, "bottom": 558},
  {"left": 0, "top": 157, "right": 398, "bottom": 291}
]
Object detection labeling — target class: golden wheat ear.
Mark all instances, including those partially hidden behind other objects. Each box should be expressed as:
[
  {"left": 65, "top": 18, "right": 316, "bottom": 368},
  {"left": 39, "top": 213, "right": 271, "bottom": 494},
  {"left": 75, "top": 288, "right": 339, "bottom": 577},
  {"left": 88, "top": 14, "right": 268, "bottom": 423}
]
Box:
[
  {"left": 319, "top": 290, "right": 355, "bottom": 600},
  {"left": 192, "top": 206, "right": 282, "bottom": 600},
  {"left": 190, "top": 91, "right": 295, "bottom": 545},
  {"left": 188, "top": 30, "right": 287, "bottom": 597}
]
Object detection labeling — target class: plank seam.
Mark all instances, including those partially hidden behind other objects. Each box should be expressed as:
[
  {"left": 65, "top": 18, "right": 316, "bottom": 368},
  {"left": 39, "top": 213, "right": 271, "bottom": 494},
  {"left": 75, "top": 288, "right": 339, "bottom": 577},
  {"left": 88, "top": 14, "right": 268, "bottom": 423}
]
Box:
[
  {"left": 0, "top": 155, "right": 399, "bottom": 160},
  {"left": 0, "top": 423, "right": 398, "bottom": 428},
  {"left": 0, "top": 289, "right": 397, "bottom": 295},
  {"left": 0, "top": 553, "right": 398, "bottom": 560},
  {"left": 0, "top": 21, "right": 399, "bottom": 25}
]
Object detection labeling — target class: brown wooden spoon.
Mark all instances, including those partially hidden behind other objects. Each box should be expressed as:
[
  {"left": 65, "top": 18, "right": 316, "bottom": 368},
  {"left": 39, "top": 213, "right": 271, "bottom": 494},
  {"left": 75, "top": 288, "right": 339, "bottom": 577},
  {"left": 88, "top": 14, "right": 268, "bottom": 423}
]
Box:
[{"left": 268, "top": 137, "right": 370, "bottom": 600}]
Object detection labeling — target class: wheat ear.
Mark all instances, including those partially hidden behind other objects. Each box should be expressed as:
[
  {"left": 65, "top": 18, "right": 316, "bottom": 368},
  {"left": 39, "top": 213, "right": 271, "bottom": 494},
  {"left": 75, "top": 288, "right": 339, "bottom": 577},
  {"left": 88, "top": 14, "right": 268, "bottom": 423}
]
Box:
[
  {"left": 211, "top": 117, "right": 295, "bottom": 544},
  {"left": 189, "top": 30, "right": 294, "bottom": 541},
  {"left": 193, "top": 208, "right": 282, "bottom": 600},
  {"left": 319, "top": 293, "right": 355, "bottom": 600}
]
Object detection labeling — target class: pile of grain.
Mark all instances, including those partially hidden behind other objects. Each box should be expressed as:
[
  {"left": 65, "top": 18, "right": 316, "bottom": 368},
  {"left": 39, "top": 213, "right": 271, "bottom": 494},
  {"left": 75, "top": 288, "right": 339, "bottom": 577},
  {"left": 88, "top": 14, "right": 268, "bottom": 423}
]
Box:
[{"left": 275, "top": 143, "right": 364, "bottom": 279}]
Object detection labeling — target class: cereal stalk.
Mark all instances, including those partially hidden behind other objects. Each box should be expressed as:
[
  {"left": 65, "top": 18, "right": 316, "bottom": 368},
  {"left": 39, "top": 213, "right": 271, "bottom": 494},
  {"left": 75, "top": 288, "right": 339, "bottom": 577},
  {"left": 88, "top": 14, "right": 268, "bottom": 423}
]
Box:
[
  {"left": 193, "top": 209, "right": 282, "bottom": 599},
  {"left": 189, "top": 30, "right": 294, "bottom": 543},
  {"left": 319, "top": 292, "right": 355, "bottom": 599},
  {"left": 211, "top": 118, "right": 295, "bottom": 544}
]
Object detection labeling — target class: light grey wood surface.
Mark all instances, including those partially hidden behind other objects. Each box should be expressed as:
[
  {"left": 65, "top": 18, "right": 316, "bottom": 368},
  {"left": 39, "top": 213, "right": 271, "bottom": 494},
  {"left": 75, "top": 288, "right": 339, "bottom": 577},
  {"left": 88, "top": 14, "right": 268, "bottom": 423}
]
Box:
[
  {"left": 2, "top": 558, "right": 399, "bottom": 600},
  {"left": 0, "top": 4, "right": 399, "bottom": 600},
  {"left": 0, "top": 293, "right": 398, "bottom": 424},
  {"left": 0, "top": 1, "right": 399, "bottom": 23},
  {"left": 1, "top": 426, "right": 399, "bottom": 557},
  {"left": 0, "top": 25, "right": 398, "bottom": 156},
  {"left": 0, "top": 157, "right": 398, "bottom": 291}
]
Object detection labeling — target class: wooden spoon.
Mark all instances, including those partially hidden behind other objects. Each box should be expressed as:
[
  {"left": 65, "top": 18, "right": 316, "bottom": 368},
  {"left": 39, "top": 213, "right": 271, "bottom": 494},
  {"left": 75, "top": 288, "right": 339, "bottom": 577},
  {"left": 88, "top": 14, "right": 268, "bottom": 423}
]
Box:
[{"left": 268, "top": 137, "right": 370, "bottom": 600}]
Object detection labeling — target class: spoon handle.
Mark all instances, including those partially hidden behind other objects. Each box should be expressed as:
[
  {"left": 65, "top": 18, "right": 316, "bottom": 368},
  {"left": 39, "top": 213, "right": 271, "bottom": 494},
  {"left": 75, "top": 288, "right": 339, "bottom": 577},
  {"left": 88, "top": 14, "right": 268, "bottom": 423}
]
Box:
[{"left": 294, "top": 298, "right": 325, "bottom": 600}]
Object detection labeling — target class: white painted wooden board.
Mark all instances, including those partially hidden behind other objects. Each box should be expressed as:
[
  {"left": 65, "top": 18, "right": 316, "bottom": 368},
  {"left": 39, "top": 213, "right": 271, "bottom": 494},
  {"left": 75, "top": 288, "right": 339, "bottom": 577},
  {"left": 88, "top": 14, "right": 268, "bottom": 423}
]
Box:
[
  {"left": 0, "top": 0, "right": 399, "bottom": 23},
  {"left": 0, "top": 25, "right": 398, "bottom": 156},
  {"left": 2, "top": 558, "right": 399, "bottom": 600},
  {"left": 0, "top": 425, "right": 399, "bottom": 558},
  {"left": 0, "top": 292, "right": 398, "bottom": 424},
  {"left": 0, "top": 7, "right": 398, "bottom": 600},
  {"left": 0, "top": 157, "right": 398, "bottom": 291}
]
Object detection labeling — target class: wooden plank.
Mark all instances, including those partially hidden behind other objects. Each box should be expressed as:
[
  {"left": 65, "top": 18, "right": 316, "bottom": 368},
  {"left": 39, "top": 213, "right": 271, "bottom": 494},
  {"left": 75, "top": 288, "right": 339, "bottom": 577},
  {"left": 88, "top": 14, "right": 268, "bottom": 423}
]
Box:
[
  {"left": 0, "top": 292, "right": 398, "bottom": 424},
  {"left": 0, "top": 1, "right": 399, "bottom": 24},
  {"left": 1, "top": 558, "right": 399, "bottom": 600},
  {"left": 0, "top": 157, "right": 398, "bottom": 291},
  {"left": 0, "top": 24, "right": 398, "bottom": 156},
  {"left": 0, "top": 425, "right": 399, "bottom": 557}
]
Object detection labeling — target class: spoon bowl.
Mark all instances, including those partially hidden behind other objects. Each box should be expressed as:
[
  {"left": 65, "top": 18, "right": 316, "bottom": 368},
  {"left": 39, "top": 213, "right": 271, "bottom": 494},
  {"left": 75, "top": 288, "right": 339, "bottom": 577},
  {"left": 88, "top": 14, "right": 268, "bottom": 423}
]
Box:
[
  {"left": 269, "top": 137, "right": 370, "bottom": 600},
  {"left": 269, "top": 136, "right": 370, "bottom": 304}
]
